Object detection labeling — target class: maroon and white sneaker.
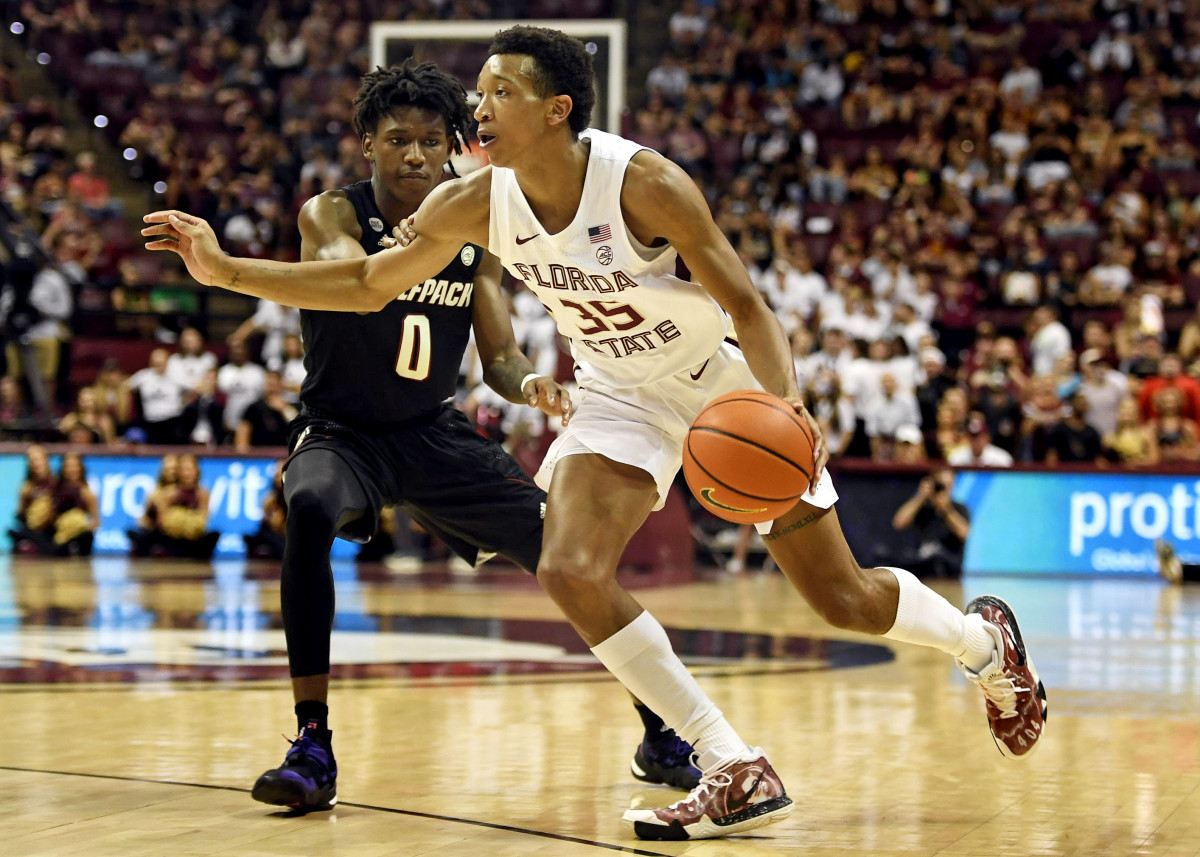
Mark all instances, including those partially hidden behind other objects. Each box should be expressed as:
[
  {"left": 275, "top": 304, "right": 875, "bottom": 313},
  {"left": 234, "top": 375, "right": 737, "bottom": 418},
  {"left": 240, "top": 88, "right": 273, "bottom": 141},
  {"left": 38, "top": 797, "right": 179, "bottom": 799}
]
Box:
[
  {"left": 960, "top": 595, "right": 1048, "bottom": 760},
  {"left": 621, "top": 749, "right": 793, "bottom": 840}
]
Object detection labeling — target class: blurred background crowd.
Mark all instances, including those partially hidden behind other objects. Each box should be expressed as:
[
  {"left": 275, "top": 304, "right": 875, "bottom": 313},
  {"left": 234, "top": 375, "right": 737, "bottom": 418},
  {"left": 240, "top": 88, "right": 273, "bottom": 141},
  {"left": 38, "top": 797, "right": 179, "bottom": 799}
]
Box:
[{"left": 2, "top": 0, "right": 1200, "bottom": 478}]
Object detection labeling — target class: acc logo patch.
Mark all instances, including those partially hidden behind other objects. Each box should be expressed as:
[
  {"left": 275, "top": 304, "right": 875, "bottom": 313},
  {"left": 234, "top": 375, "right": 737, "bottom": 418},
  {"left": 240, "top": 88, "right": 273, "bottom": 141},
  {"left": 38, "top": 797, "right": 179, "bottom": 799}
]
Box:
[
  {"left": 460, "top": 245, "right": 476, "bottom": 266},
  {"left": 369, "top": 217, "right": 385, "bottom": 233},
  {"left": 596, "top": 245, "right": 614, "bottom": 266}
]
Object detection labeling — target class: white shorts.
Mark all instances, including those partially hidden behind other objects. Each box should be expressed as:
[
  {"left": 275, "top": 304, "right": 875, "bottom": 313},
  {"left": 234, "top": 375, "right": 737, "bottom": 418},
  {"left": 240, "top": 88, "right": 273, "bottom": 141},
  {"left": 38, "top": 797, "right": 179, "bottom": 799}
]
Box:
[{"left": 535, "top": 342, "right": 838, "bottom": 532}]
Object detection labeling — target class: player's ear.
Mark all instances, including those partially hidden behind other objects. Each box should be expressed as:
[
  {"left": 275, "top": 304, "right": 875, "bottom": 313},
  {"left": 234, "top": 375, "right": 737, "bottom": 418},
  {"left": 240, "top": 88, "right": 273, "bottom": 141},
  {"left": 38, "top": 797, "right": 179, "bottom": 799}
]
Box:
[
  {"left": 361, "top": 134, "right": 374, "bottom": 162},
  {"left": 546, "top": 94, "right": 573, "bottom": 129}
]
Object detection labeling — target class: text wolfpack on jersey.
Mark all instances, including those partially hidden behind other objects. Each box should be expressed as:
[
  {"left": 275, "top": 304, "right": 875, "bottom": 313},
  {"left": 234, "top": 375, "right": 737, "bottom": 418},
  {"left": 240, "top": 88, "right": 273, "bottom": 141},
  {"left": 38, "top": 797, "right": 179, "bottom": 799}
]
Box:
[{"left": 396, "top": 279, "right": 474, "bottom": 308}]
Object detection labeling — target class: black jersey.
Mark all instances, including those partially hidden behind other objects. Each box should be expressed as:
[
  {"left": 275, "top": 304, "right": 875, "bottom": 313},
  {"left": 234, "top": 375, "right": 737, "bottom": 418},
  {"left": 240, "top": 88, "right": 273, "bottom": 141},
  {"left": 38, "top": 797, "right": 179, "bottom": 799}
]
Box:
[{"left": 298, "top": 180, "right": 482, "bottom": 426}]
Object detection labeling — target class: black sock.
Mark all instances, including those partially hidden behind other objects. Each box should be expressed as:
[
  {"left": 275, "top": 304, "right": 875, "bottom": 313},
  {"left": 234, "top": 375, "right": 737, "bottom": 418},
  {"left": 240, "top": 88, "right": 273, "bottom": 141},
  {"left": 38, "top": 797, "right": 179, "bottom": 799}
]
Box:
[
  {"left": 634, "top": 703, "right": 669, "bottom": 739},
  {"left": 295, "top": 700, "right": 329, "bottom": 736}
]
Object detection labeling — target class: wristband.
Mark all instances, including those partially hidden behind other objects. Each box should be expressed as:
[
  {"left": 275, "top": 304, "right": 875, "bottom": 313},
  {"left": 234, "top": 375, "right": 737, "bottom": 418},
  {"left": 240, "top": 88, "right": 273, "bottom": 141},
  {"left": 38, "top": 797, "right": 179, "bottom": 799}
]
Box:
[{"left": 521, "top": 373, "right": 543, "bottom": 397}]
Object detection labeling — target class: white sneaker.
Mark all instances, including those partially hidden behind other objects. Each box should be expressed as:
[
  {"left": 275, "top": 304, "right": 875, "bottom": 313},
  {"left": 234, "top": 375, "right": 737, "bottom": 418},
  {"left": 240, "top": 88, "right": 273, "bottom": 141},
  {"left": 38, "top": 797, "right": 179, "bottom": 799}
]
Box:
[{"left": 621, "top": 748, "right": 793, "bottom": 840}]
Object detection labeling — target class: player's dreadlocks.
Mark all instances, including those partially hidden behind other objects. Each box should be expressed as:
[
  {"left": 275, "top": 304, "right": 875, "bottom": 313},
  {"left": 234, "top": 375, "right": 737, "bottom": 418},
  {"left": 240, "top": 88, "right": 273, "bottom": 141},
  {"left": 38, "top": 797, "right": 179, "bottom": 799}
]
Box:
[
  {"left": 352, "top": 60, "right": 472, "bottom": 175},
  {"left": 489, "top": 25, "right": 595, "bottom": 136}
]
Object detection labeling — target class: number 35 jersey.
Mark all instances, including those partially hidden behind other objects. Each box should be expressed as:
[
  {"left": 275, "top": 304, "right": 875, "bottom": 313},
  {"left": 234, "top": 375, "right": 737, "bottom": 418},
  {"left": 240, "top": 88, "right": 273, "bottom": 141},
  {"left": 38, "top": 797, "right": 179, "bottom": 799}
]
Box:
[
  {"left": 299, "top": 179, "right": 482, "bottom": 426},
  {"left": 489, "top": 128, "right": 731, "bottom": 390}
]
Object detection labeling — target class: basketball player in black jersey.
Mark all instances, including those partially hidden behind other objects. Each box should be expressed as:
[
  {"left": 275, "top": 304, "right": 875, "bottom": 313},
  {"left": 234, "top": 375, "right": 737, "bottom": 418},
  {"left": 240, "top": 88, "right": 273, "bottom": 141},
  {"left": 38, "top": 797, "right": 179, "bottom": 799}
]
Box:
[{"left": 246, "top": 62, "right": 699, "bottom": 812}]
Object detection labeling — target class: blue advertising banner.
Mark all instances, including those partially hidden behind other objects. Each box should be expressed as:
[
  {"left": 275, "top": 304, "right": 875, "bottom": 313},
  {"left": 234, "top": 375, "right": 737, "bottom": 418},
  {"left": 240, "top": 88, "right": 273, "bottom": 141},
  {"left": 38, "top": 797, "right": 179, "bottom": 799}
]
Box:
[
  {"left": 1, "top": 453, "right": 357, "bottom": 558},
  {"left": 954, "top": 470, "right": 1200, "bottom": 576}
]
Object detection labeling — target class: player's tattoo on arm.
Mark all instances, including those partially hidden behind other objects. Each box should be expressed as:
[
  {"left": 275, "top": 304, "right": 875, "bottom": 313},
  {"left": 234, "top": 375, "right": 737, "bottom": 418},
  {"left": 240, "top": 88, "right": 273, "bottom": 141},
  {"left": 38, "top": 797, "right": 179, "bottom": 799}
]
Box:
[
  {"left": 229, "top": 270, "right": 241, "bottom": 291},
  {"left": 762, "top": 508, "right": 826, "bottom": 542}
]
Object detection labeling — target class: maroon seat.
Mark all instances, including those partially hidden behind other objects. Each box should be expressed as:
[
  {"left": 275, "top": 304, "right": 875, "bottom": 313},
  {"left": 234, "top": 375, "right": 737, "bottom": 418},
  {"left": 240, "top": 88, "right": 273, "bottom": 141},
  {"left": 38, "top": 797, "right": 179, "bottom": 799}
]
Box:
[
  {"left": 974, "top": 202, "right": 1012, "bottom": 228},
  {"left": 797, "top": 234, "right": 834, "bottom": 266},
  {"left": 802, "top": 108, "right": 842, "bottom": 134},
  {"left": 1165, "top": 308, "right": 1192, "bottom": 334},
  {"left": 1048, "top": 235, "right": 1098, "bottom": 270},
  {"left": 1021, "top": 23, "right": 1063, "bottom": 61},
  {"left": 69, "top": 338, "right": 161, "bottom": 389},
  {"left": 1184, "top": 275, "right": 1200, "bottom": 305},
  {"left": 852, "top": 199, "right": 889, "bottom": 230},
  {"left": 1159, "top": 170, "right": 1200, "bottom": 196}
]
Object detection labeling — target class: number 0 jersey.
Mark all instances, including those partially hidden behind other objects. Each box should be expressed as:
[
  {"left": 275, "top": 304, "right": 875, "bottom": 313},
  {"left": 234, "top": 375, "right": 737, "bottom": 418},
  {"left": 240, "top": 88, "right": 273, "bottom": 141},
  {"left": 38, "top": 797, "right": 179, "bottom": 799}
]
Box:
[
  {"left": 489, "top": 129, "right": 731, "bottom": 389},
  {"left": 298, "top": 179, "right": 483, "bottom": 426}
]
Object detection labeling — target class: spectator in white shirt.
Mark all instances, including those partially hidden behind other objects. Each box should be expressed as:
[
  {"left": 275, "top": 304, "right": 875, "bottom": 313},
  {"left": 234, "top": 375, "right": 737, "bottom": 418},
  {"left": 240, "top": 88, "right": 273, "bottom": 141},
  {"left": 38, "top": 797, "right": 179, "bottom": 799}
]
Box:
[
  {"left": 989, "top": 111, "right": 1031, "bottom": 164},
  {"left": 511, "top": 288, "right": 559, "bottom": 379},
  {"left": 866, "top": 373, "right": 922, "bottom": 459},
  {"left": 267, "top": 332, "right": 307, "bottom": 403},
  {"left": 227, "top": 299, "right": 301, "bottom": 367},
  {"left": 999, "top": 55, "right": 1043, "bottom": 104},
  {"left": 668, "top": 0, "right": 708, "bottom": 45},
  {"left": 1080, "top": 243, "right": 1134, "bottom": 306},
  {"left": 948, "top": 415, "right": 1015, "bottom": 467},
  {"left": 129, "top": 348, "right": 187, "bottom": 444},
  {"left": 842, "top": 292, "right": 891, "bottom": 343},
  {"left": 1028, "top": 305, "right": 1073, "bottom": 377},
  {"left": 866, "top": 247, "right": 916, "bottom": 304},
  {"left": 801, "top": 324, "right": 854, "bottom": 384},
  {"left": 798, "top": 56, "right": 844, "bottom": 107},
  {"left": 645, "top": 54, "right": 690, "bottom": 101},
  {"left": 1089, "top": 30, "right": 1134, "bottom": 72},
  {"left": 217, "top": 340, "right": 267, "bottom": 432},
  {"left": 761, "top": 250, "right": 827, "bottom": 334},
  {"left": 1077, "top": 349, "right": 1129, "bottom": 436},
  {"left": 888, "top": 302, "right": 933, "bottom": 355},
  {"left": 843, "top": 338, "right": 893, "bottom": 419},
  {"left": 166, "top": 327, "right": 218, "bottom": 392},
  {"left": 3, "top": 247, "right": 75, "bottom": 406}
]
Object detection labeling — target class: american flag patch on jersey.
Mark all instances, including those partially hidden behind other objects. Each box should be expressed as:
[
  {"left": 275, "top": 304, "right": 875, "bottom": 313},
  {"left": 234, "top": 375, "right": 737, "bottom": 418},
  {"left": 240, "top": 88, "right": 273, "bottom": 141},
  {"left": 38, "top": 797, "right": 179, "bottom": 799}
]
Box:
[{"left": 588, "top": 224, "right": 612, "bottom": 243}]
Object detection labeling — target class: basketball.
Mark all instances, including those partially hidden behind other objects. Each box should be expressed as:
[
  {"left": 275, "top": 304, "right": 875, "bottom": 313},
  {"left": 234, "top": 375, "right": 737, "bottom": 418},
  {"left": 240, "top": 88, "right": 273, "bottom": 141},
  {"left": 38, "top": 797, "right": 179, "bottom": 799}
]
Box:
[{"left": 682, "top": 390, "right": 816, "bottom": 524}]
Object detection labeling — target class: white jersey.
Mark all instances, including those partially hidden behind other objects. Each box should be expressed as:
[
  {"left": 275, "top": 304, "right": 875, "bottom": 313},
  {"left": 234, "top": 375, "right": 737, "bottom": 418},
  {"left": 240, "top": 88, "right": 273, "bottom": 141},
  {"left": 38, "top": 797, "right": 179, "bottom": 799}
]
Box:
[{"left": 489, "top": 129, "right": 731, "bottom": 389}]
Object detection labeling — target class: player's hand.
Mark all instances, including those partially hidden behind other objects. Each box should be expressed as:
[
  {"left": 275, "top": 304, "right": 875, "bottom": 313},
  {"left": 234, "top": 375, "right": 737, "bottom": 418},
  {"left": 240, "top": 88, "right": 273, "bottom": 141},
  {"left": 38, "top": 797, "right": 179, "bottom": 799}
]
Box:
[
  {"left": 141, "top": 211, "right": 225, "bottom": 287},
  {"left": 523, "top": 376, "right": 572, "bottom": 427},
  {"left": 394, "top": 216, "right": 418, "bottom": 247},
  {"left": 783, "top": 395, "right": 828, "bottom": 494}
]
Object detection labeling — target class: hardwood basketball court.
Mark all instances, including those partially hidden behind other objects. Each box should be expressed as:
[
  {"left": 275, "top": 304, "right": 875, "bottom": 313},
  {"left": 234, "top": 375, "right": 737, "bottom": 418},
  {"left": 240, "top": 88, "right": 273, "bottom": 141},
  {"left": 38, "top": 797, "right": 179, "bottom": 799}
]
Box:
[{"left": 2, "top": 555, "right": 1197, "bottom": 856}]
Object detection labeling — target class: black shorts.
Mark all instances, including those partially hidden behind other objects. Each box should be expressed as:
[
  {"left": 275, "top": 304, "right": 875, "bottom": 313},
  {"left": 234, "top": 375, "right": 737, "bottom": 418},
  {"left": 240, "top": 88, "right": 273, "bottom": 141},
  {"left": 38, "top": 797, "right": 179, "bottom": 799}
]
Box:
[{"left": 284, "top": 405, "right": 544, "bottom": 572}]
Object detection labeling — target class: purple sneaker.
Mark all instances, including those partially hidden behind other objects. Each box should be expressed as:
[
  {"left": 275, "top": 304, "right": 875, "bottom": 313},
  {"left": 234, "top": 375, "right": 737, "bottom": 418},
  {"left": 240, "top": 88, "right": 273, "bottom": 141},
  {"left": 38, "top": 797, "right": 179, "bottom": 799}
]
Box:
[
  {"left": 631, "top": 731, "right": 702, "bottom": 791},
  {"left": 252, "top": 728, "right": 337, "bottom": 810}
]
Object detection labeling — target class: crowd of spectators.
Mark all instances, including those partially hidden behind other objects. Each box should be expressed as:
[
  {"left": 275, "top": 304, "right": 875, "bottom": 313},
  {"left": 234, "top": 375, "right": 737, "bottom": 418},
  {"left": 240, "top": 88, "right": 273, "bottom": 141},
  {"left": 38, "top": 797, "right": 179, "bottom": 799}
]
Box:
[
  {"left": 5, "top": 0, "right": 1200, "bottom": 471},
  {"left": 625, "top": 0, "right": 1200, "bottom": 467}
]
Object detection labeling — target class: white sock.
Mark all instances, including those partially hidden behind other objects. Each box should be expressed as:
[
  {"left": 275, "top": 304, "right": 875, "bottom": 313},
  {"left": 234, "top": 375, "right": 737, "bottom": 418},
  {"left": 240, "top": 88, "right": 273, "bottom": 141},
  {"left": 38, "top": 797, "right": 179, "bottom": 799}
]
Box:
[
  {"left": 590, "top": 610, "right": 747, "bottom": 770},
  {"left": 880, "top": 567, "right": 996, "bottom": 672}
]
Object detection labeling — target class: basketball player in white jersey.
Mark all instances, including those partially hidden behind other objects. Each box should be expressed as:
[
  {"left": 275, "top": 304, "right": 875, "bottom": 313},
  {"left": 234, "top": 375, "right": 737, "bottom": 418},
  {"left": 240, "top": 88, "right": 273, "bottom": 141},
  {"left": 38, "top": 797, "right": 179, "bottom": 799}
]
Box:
[{"left": 144, "top": 25, "right": 1046, "bottom": 842}]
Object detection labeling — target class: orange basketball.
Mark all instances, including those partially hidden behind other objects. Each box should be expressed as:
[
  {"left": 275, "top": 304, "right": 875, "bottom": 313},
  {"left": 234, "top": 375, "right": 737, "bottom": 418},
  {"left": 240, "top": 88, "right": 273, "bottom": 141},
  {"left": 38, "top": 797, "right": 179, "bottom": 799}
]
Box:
[{"left": 682, "top": 390, "right": 815, "bottom": 524}]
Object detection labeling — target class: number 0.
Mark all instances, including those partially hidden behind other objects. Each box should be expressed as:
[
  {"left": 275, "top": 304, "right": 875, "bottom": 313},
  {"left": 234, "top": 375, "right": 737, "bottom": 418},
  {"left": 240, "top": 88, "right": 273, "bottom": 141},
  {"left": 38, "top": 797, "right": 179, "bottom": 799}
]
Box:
[{"left": 395, "top": 314, "right": 431, "bottom": 380}]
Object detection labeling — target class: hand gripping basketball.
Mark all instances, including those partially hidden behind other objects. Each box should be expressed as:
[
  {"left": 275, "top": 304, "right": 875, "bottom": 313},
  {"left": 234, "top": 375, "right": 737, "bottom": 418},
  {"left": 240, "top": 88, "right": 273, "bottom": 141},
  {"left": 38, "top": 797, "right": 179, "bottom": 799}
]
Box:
[{"left": 682, "top": 390, "right": 820, "bottom": 524}]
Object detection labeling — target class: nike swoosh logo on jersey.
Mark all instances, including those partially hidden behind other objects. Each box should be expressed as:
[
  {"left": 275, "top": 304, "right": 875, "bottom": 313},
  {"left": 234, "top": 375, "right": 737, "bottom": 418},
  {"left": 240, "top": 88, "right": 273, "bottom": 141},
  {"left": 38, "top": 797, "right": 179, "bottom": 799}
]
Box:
[
  {"left": 689, "top": 359, "right": 711, "bottom": 381},
  {"left": 516, "top": 234, "right": 540, "bottom": 245}
]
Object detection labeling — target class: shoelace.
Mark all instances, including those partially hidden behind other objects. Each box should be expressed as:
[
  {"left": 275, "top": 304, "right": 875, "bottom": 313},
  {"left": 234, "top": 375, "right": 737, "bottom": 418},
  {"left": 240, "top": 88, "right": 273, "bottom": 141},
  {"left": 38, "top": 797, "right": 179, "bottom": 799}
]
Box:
[
  {"left": 280, "top": 732, "right": 328, "bottom": 767},
  {"left": 666, "top": 768, "right": 734, "bottom": 812},
  {"left": 977, "top": 669, "right": 1029, "bottom": 719}
]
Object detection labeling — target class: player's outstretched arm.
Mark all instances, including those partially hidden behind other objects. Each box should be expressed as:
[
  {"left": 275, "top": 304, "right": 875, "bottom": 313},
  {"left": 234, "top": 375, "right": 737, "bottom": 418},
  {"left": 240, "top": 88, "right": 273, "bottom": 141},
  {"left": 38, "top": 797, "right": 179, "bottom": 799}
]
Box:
[
  {"left": 298, "top": 191, "right": 371, "bottom": 263},
  {"left": 142, "top": 175, "right": 490, "bottom": 312},
  {"left": 622, "top": 151, "right": 829, "bottom": 487},
  {"left": 470, "top": 252, "right": 571, "bottom": 425}
]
